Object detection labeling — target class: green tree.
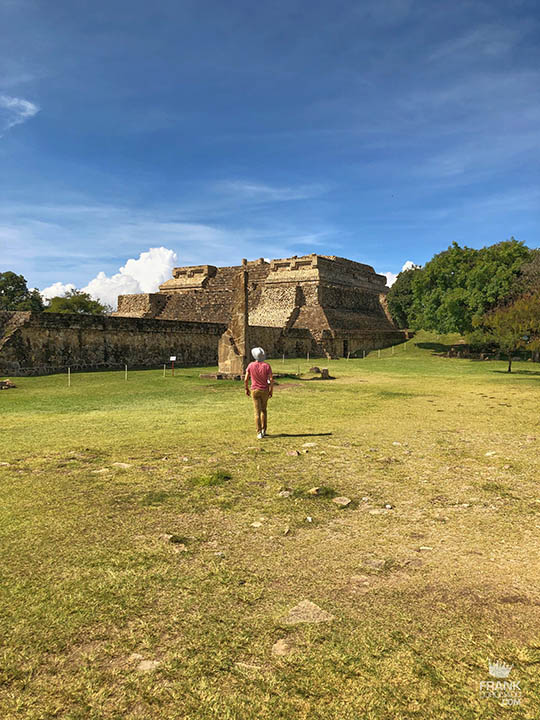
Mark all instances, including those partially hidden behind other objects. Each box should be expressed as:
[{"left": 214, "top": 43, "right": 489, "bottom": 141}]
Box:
[
  {"left": 473, "top": 292, "right": 540, "bottom": 372},
  {"left": 410, "top": 239, "right": 530, "bottom": 334},
  {"left": 45, "top": 290, "right": 110, "bottom": 315},
  {"left": 386, "top": 266, "right": 421, "bottom": 328},
  {"left": 517, "top": 248, "right": 540, "bottom": 295},
  {"left": 0, "top": 271, "right": 45, "bottom": 312}
]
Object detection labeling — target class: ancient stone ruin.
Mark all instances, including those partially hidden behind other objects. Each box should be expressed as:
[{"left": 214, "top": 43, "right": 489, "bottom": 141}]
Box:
[
  {"left": 0, "top": 254, "right": 407, "bottom": 375},
  {"left": 116, "top": 253, "right": 405, "bottom": 358},
  {"left": 216, "top": 261, "right": 250, "bottom": 378}
]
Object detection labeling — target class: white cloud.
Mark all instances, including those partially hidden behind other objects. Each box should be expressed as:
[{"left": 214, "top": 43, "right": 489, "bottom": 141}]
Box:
[
  {"left": 116, "top": 247, "right": 178, "bottom": 293},
  {"left": 401, "top": 260, "right": 417, "bottom": 272},
  {"left": 82, "top": 247, "right": 178, "bottom": 308},
  {"left": 380, "top": 260, "right": 417, "bottom": 287},
  {"left": 0, "top": 94, "right": 39, "bottom": 133},
  {"left": 83, "top": 271, "right": 141, "bottom": 308},
  {"left": 40, "top": 247, "right": 179, "bottom": 309},
  {"left": 41, "top": 281, "right": 76, "bottom": 300}
]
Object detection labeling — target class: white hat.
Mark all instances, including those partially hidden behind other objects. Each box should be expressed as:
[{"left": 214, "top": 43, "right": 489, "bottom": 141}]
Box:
[{"left": 251, "top": 347, "right": 266, "bottom": 361}]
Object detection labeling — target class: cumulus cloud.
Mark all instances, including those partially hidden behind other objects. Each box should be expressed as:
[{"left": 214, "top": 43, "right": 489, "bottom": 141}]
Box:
[
  {"left": 83, "top": 247, "right": 178, "bottom": 308},
  {"left": 380, "top": 260, "right": 417, "bottom": 287},
  {"left": 41, "top": 247, "right": 178, "bottom": 309},
  {"left": 41, "top": 281, "right": 76, "bottom": 301},
  {"left": 0, "top": 94, "right": 39, "bottom": 133},
  {"left": 401, "top": 260, "right": 417, "bottom": 272}
]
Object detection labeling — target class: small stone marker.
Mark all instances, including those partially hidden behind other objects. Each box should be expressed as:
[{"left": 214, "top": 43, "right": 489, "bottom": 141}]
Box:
[
  {"left": 349, "top": 574, "right": 370, "bottom": 587},
  {"left": 282, "top": 600, "right": 334, "bottom": 625},
  {"left": 91, "top": 468, "right": 110, "bottom": 474},
  {"left": 235, "top": 661, "right": 262, "bottom": 671},
  {"left": 137, "top": 659, "right": 160, "bottom": 672},
  {"left": 332, "top": 496, "right": 352, "bottom": 508},
  {"left": 272, "top": 638, "right": 296, "bottom": 656},
  {"left": 278, "top": 489, "right": 292, "bottom": 497},
  {"left": 485, "top": 451, "right": 497, "bottom": 457},
  {"left": 302, "top": 442, "right": 317, "bottom": 448},
  {"left": 363, "top": 558, "right": 386, "bottom": 570},
  {"left": 112, "top": 462, "right": 131, "bottom": 469},
  {"left": 250, "top": 521, "right": 263, "bottom": 528},
  {"left": 286, "top": 450, "right": 300, "bottom": 456},
  {"left": 419, "top": 546, "right": 434, "bottom": 551}
]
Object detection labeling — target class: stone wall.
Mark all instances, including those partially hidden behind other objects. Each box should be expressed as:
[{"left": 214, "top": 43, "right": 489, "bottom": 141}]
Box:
[
  {"left": 0, "top": 312, "right": 319, "bottom": 375},
  {"left": 0, "top": 312, "right": 226, "bottom": 375},
  {"left": 1, "top": 254, "right": 410, "bottom": 375},
  {"left": 248, "top": 325, "right": 315, "bottom": 359}
]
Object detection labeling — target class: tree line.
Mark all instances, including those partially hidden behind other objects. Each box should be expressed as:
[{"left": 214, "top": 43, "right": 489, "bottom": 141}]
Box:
[
  {"left": 0, "top": 272, "right": 110, "bottom": 315},
  {"left": 387, "top": 238, "right": 540, "bottom": 371}
]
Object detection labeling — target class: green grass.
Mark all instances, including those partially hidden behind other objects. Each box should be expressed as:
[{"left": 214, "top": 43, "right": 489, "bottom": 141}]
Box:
[{"left": 1, "top": 332, "right": 539, "bottom": 719}]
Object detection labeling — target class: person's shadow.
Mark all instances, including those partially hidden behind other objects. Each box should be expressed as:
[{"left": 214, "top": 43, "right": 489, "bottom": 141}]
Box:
[{"left": 268, "top": 432, "right": 333, "bottom": 438}]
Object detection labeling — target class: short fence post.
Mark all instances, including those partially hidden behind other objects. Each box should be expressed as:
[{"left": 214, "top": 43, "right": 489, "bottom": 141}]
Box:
[
  {"left": 163, "top": 364, "right": 166, "bottom": 378},
  {"left": 307, "top": 351, "right": 310, "bottom": 362},
  {"left": 282, "top": 353, "right": 285, "bottom": 364},
  {"left": 68, "top": 367, "right": 71, "bottom": 387},
  {"left": 378, "top": 349, "right": 381, "bottom": 359},
  {"left": 392, "top": 346, "right": 395, "bottom": 355},
  {"left": 362, "top": 350, "right": 365, "bottom": 359},
  {"left": 125, "top": 364, "right": 128, "bottom": 381}
]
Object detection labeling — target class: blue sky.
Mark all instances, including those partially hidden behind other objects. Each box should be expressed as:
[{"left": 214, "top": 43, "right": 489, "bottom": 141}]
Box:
[{"left": 1, "top": 0, "right": 539, "bottom": 304}]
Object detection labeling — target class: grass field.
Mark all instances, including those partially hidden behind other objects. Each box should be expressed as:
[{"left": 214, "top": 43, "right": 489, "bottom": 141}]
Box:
[{"left": 1, "top": 333, "right": 539, "bottom": 719}]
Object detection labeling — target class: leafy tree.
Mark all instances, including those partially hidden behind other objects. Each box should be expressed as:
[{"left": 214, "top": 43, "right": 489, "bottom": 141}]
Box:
[
  {"left": 0, "top": 271, "right": 45, "bottom": 312},
  {"left": 45, "top": 290, "right": 110, "bottom": 315},
  {"left": 517, "top": 248, "right": 540, "bottom": 295},
  {"left": 472, "top": 292, "right": 540, "bottom": 372},
  {"left": 409, "top": 239, "right": 530, "bottom": 334},
  {"left": 386, "top": 266, "right": 421, "bottom": 328}
]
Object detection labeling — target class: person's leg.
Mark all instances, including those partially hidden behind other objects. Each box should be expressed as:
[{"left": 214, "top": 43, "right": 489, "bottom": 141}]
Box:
[
  {"left": 259, "top": 390, "right": 269, "bottom": 433},
  {"left": 252, "top": 390, "right": 262, "bottom": 433}
]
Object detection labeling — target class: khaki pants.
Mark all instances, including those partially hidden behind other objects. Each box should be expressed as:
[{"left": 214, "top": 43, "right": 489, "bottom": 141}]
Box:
[{"left": 252, "top": 389, "right": 269, "bottom": 433}]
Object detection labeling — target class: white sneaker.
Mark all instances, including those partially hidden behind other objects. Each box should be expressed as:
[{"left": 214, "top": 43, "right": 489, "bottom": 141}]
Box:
[
  {"left": 257, "top": 432, "right": 263, "bottom": 440},
  {"left": 261, "top": 429, "right": 266, "bottom": 437}
]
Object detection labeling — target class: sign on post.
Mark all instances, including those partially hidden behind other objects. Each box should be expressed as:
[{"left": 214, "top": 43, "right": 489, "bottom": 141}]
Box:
[{"left": 170, "top": 356, "right": 176, "bottom": 377}]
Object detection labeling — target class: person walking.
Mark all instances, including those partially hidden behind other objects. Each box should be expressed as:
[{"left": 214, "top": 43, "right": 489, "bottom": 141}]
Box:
[{"left": 244, "top": 347, "right": 274, "bottom": 439}]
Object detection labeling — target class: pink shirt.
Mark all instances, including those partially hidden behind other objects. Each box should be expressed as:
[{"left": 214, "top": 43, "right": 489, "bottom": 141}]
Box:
[{"left": 246, "top": 361, "right": 272, "bottom": 391}]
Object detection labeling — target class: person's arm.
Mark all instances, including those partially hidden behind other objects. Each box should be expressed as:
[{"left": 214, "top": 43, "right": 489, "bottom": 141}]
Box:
[
  {"left": 244, "top": 368, "right": 251, "bottom": 396},
  {"left": 268, "top": 366, "right": 274, "bottom": 398}
]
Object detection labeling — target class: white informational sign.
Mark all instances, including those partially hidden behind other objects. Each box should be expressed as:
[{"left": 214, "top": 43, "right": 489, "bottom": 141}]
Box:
[{"left": 170, "top": 356, "right": 177, "bottom": 362}]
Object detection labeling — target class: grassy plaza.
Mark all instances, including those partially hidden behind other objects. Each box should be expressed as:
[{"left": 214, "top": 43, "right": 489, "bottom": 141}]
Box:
[{"left": 1, "top": 334, "right": 539, "bottom": 719}]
